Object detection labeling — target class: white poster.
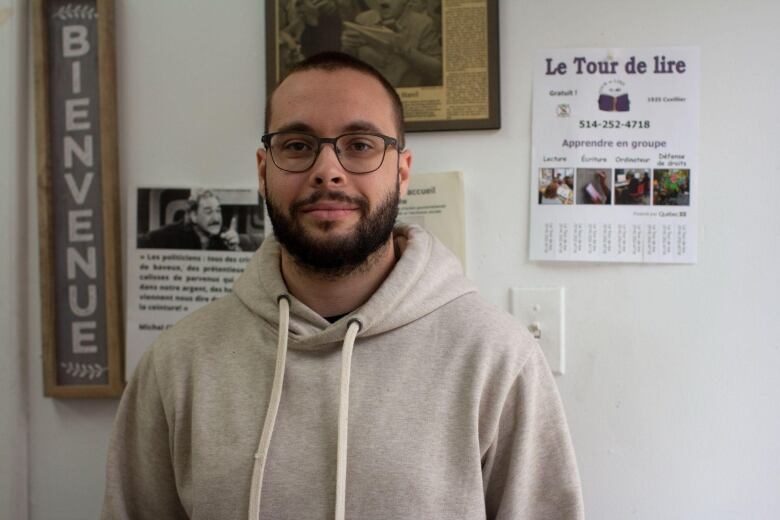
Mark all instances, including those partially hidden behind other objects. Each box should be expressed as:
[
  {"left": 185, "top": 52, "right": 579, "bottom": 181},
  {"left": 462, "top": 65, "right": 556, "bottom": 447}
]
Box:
[
  {"left": 530, "top": 47, "right": 699, "bottom": 263},
  {"left": 125, "top": 186, "right": 264, "bottom": 378},
  {"left": 398, "top": 171, "right": 466, "bottom": 267}
]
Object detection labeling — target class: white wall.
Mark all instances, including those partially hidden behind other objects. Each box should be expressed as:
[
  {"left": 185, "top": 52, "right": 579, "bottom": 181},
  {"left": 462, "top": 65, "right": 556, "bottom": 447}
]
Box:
[
  {"left": 1, "top": 1, "right": 29, "bottom": 519},
  {"left": 2, "top": 1, "right": 778, "bottom": 518}
]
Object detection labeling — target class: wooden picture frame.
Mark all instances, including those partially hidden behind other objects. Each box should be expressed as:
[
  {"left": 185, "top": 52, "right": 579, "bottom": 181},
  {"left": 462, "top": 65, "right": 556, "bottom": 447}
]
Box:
[
  {"left": 33, "top": 0, "right": 124, "bottom": 397},
  {"left": 265, "top": 0, "right": 500, "bottom": 132}
]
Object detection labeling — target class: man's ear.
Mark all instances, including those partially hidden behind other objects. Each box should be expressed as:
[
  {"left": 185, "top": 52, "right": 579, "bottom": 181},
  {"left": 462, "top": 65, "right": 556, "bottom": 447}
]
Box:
[
  {"left": 398, "top": 149, "right": 412, "bottom": 198},
  {"left": 257, "top": 147, "right": 268, "bottom": 198}
]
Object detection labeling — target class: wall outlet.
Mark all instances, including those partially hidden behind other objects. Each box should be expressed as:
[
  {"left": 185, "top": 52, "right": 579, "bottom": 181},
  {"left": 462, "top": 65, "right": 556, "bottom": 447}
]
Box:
[{"left": 510, "top": 287, "right": 565, "bottom": 375}]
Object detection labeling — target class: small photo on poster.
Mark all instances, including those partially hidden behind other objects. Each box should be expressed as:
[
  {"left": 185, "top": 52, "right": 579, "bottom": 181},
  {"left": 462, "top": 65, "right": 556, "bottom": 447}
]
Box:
[
  {"left": 538, "top": 168, "right": 575, "bottom": 205},
  {"left": 614, "top": 169, "right": 651, "bottom": 205},
  {"left": 653, "top": 169, "right": 690, "bottom": 206},
  {"left": 136, "top": 188, "right": 265, "bottom": 252},
  {"left": 575, "top": 168, "right": 612, "bottom": 205}
]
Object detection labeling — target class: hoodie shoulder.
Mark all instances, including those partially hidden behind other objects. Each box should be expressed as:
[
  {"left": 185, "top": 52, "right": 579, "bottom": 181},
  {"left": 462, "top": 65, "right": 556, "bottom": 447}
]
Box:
[
  {"left": 435, "top": 290, "right": 543, "bottom": 372},
  {"left": 147, "top": 293, "right": 262, "bottom": 369}
]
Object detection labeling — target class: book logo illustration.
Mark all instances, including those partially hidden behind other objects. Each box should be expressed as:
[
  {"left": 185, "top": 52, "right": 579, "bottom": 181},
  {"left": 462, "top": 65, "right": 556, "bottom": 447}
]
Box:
[{"left": 598, "top": 80, "right": 630, "bottom": 112}]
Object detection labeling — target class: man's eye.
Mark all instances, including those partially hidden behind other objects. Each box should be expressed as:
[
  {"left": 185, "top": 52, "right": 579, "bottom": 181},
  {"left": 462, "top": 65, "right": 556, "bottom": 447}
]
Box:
[
  {"left": 351, "top": 142, "right": 371, "bottom": 152},
  {"left": 344, "top": 140, "right": 375, "bottom": 153},
  {"left": 282, "top": 140, "right": 313, "bottom": 152}
]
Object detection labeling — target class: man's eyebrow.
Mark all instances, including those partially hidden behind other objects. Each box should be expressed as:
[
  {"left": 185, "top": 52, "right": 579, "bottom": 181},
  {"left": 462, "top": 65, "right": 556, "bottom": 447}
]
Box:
[
  {"left": 342, "top": 120, "right": 383, "bottom": 134},
  {"left": 273, "top": 121, "right": 315, "bottom": 133},
  {"left": 272, "top": 120, "right": 385, "bottom": 135}
]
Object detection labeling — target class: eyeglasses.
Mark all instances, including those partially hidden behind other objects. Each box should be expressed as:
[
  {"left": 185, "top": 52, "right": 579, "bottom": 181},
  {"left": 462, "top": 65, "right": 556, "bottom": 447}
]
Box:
[{"left": 261, "top": 132, "right": 401, "bottom": 174}]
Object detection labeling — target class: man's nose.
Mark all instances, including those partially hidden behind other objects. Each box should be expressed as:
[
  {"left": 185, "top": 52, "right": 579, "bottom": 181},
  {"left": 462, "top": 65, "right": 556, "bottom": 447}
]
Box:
[{"left": 308, "top": 142, "right": 347, "bottom": 187}]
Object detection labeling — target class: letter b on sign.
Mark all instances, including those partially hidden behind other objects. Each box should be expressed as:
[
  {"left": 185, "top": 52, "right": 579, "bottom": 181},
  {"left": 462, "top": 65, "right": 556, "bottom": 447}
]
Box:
[{"left": 63, "top": 25, "right": 90, "bottom": 58}]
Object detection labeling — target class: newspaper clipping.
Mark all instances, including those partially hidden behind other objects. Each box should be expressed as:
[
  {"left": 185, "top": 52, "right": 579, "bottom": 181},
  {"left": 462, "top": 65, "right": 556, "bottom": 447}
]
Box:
[
  {"left": 529, "top": 47, "right": 700, "bottom": 263},
  {"left": 269, "top": 0, "right": 496, "bottom": 129},
  {"left": 126, "top": 187, "right": 264, "bottom": 377}
]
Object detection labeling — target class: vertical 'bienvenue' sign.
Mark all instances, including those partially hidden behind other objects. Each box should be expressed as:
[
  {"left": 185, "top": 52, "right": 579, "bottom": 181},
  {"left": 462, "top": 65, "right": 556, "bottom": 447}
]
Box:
[
  {"left": 49, "top": 1, "right": 108, "bottom": 385},
  {"left": 35, "top": 0, "right": 123, "bottom": 397}
]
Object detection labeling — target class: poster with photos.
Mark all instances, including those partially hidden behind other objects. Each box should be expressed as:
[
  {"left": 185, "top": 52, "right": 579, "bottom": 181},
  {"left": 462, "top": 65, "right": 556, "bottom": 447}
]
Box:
[{"left": 529, "top": 46, "right": 699, "bottom": 263}]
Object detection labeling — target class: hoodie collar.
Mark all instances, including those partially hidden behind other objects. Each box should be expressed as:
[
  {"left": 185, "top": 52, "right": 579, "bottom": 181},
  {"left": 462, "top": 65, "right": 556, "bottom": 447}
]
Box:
[{"left": 232, "top": 224, "right": 476, "bottom": 351}]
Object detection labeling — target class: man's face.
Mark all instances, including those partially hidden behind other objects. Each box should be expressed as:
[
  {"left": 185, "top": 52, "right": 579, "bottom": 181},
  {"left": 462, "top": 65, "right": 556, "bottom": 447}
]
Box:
[
  {"left": 379, "top": 0, "right": 406, "bottom": 21},
  {"left": 257, "top": 68, "right": 411, "bottom": 276},
  {"left": 190, "top": 196, "right": 223, "bottom": 236}
]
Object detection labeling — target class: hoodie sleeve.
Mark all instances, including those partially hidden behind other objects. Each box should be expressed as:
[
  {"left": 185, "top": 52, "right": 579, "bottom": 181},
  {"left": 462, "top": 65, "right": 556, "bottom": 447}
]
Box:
[
  {"left": 101, "top": 349, "right": 188, "bottom": 520},
  {"left": 481, "top": 346, "right": 584, "bottom": 520}
]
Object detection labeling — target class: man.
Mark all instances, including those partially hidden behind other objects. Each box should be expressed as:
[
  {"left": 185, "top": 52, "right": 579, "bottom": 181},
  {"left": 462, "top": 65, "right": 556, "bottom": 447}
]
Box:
[
  {"left": 137, "top": 188, "right": 247, "bottom": 251},
  {"left": 341, "top": 0, "right": 442, "bottom": 87},
  {"left": 103, "top": 52, "right": 583, "bottom": 519}
]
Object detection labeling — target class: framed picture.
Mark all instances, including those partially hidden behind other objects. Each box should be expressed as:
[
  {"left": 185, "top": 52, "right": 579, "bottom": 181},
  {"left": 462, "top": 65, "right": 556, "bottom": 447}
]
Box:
[
  {"left": 265, "top": 0, "right": 500, "bottom": 132},
  {"left": 33, "top": 0, "right": 124, "bottom": 397}
]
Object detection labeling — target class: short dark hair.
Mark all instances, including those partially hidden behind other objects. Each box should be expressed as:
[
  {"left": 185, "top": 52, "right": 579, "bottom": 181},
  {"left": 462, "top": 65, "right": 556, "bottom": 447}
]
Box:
[
  {"left": 264, "top": 52, "right": 405, "bottom": 149},
  {"left": 187, "top": 188, "right": 219, "bottom": 213}
]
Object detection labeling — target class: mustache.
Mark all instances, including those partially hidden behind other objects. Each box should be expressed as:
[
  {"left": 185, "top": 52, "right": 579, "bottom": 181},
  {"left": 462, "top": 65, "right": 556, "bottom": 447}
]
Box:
[{"left": 290, "top": 190, "right": 369, "bottom": 213}]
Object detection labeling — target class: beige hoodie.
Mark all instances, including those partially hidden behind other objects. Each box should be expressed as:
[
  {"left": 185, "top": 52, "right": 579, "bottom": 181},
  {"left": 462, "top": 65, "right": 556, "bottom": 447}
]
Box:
[{"left": 102, "top": 224, "right": 584, "bottom": 519}]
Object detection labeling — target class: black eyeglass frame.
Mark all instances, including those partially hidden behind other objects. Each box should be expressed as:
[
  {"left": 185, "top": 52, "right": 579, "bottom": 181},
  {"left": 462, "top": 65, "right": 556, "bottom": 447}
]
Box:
[{"left": 261, "top": 131, "right": 403, "bottom": 174}]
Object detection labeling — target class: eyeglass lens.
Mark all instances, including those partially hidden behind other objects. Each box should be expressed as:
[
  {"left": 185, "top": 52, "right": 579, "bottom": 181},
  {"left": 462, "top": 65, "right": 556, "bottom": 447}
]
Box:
[{"left": 268, "top": 133, "right": 389, "bottom": 174}]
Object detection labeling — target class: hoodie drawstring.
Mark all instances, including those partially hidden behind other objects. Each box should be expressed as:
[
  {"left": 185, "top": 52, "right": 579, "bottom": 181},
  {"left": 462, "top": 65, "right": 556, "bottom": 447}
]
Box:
[
  {"left": 248, "top": 295, "right": 290, "bottom": 520},
  {"left": 335, "top": 318, "right": 361, "bottom": 520},
  {"left": 248, "top": 298, "right": 362, "bottom": 520}
]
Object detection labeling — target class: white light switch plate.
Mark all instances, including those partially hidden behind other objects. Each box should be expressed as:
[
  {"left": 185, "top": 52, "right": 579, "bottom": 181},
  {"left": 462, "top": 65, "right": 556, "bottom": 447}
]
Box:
[{"left": 510, "top": 288, "right": 565, "bottom": 375}]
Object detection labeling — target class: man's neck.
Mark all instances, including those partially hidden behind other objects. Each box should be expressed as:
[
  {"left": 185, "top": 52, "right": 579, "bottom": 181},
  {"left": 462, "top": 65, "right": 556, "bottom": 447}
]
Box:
[{"left": 279, "top": 236, "right": 398, "bottom": 318}]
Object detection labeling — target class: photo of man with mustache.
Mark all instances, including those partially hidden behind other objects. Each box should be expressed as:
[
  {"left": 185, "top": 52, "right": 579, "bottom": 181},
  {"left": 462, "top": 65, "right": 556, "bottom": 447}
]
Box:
[{"left": 137, "top": 188, "right": 253, "bottom": 251}]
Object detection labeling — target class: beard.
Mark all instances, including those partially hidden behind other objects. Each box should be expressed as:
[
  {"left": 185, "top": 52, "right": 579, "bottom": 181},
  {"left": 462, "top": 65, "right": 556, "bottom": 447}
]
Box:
[{"left": 265, "top": 182, "right": 400, "bottom": 278}]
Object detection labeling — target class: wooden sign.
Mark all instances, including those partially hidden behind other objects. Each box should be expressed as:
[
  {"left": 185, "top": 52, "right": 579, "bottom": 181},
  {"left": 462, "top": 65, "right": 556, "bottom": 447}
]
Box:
[{"left": 33, "top": 0, "right": 123, "bottom": 397}]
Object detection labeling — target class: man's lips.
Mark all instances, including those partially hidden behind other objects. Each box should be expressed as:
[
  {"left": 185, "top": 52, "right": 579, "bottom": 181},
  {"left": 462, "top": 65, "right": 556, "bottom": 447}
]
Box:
[
  {"left": 301, "top": 203, "right": 360, "bottom": 220},
  {"left": 290, "top": 191, "right": 369, "bottom": 222}
]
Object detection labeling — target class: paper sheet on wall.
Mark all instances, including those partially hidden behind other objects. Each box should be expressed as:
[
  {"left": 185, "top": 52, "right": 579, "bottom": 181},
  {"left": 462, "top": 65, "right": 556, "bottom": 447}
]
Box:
[
  {"left": 529, "top": 47, "right": 699, "bottom": 263},
  {"left": 125, "top": 186, "right": 264, "bottom": 378},
  {"left": 398, "top": 171, "right": 466, "bottom": 268}
]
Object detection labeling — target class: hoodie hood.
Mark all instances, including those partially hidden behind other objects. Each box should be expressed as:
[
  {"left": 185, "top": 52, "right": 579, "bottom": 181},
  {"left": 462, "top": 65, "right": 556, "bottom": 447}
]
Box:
[{"left": 232, "top": 223, "right": 476, "bottom": 351}]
